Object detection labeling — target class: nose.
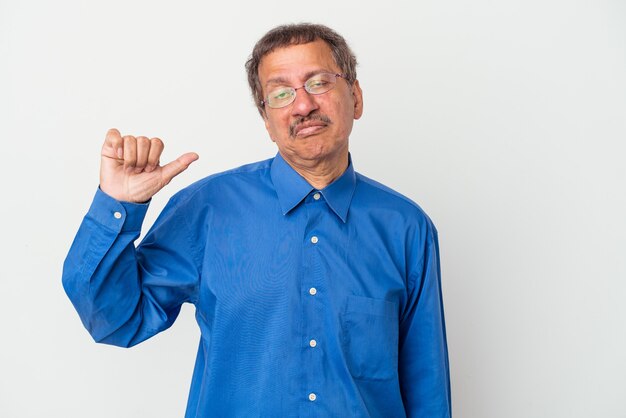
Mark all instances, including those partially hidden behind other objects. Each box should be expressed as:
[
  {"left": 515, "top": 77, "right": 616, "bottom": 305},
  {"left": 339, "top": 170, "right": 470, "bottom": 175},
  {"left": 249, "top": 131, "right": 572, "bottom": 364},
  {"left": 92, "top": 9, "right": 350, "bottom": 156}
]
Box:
[{"left": 291, "top": 86, "right": 319, "bottom": 117}]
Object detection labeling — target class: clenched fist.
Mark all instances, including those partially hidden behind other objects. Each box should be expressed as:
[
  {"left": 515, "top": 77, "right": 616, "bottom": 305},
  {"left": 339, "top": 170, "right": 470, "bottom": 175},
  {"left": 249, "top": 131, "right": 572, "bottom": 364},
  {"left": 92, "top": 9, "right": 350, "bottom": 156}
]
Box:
[{"left": 100, "top": 128, "right": 199, "bottom": 203}]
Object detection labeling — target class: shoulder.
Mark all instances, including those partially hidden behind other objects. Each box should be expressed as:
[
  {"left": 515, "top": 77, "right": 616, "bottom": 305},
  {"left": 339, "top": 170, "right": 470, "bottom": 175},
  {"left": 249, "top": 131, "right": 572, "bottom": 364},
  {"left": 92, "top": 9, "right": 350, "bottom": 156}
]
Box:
[
  {"left": 169, "top": 157, "right": 274, "bottom": 206},
  {"left": 354, "top": 172, "right": 436, "bottom": 231}
]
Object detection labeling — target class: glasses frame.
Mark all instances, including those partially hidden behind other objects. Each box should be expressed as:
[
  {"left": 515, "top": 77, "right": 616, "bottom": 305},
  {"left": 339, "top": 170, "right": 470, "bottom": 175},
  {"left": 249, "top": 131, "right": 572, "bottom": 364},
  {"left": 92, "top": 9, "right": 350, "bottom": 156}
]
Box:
[{"left": 260, "top": 73, "right": 347, "bottom": 109}]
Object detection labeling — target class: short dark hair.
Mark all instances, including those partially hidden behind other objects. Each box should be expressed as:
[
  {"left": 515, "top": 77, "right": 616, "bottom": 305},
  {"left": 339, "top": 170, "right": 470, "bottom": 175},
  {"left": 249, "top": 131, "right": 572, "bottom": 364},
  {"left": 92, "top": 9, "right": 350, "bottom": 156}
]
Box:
[{"left": 245, "top": 23, "right": 358, "bottom": 117}]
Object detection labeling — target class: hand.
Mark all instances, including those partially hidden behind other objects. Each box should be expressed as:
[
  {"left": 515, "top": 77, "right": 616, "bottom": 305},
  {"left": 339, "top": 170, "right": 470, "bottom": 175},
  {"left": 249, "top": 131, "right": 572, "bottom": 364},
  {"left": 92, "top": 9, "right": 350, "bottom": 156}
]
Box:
[{"left": 99, "top": 128, "right": 199, "bottom": 203}]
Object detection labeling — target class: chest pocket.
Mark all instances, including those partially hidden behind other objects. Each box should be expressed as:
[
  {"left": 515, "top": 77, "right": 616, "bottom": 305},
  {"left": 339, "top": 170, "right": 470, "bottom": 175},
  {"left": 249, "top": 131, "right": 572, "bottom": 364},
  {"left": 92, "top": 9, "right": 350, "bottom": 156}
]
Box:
[{"left": 341, "top": 295, "right": 399, "bottom": 381}]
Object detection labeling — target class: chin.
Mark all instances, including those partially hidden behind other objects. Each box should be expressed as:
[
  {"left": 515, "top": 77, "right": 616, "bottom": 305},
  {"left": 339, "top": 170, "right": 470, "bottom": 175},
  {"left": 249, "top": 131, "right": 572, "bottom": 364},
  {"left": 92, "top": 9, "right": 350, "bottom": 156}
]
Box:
[
  {"left": 298, "top": 140, "right": 333, "bottom": 158},
  {"left": 278, "top": 134, "right": 347, "bottom": 163}
]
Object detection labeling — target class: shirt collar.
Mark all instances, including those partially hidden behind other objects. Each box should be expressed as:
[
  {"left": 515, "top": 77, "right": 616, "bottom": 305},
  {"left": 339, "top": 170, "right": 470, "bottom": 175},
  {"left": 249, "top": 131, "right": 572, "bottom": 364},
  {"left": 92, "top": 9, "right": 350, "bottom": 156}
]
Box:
[{"left": 270, "top": 152, "right": 356, "bottom": 223}]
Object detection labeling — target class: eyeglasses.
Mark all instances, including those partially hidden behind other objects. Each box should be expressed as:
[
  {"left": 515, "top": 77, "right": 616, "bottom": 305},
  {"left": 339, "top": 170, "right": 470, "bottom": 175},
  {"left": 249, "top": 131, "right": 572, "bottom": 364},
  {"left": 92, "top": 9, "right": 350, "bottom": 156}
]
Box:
[{"left": 261, "top": 73, "right": 347, "bottom": 109}]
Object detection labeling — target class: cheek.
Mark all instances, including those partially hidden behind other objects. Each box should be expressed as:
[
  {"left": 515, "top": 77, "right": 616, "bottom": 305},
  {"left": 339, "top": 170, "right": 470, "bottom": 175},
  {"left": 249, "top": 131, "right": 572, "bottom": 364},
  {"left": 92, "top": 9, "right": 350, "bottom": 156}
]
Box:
[
  {"left": 264, "top": 115, "right": 284, "bottom": 141},
  {"left": 329, "top": 102, "right": 355, "bottom": 134},
  {"left": 326, "top": 94, "right": 354, "bottom": 121}
]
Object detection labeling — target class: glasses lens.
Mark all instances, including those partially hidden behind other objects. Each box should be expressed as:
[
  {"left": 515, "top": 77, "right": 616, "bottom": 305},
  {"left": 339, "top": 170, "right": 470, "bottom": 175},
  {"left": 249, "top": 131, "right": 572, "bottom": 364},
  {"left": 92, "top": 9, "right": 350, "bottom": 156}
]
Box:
[
  {"left": 267, "top": 88, "right": 296, "bottom": 108},
  {"left": 264, "top": 74, "right": 339, "bottom": 108},
  {"left": 306, "top": 73, "right": 337, "bottom": 95}
]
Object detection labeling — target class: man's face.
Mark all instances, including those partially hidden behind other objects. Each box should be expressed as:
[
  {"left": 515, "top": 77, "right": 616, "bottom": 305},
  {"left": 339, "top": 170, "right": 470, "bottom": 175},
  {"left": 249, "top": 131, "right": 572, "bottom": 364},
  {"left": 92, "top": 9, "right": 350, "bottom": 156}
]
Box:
[{"left": 258, "top": 40, "right": 363, "bottom": 167}]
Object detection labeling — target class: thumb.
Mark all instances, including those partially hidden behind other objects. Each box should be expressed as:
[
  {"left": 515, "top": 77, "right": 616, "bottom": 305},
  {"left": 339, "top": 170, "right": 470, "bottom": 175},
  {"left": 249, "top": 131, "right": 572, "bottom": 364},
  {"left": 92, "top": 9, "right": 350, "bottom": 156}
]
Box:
[{"left": 161, "top": 152, "right": 199, "bottom": 184}]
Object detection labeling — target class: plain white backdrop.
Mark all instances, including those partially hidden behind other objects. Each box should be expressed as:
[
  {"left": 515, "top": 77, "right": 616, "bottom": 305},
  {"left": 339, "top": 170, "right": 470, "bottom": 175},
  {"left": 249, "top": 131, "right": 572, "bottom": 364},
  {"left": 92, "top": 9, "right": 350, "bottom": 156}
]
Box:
[{"left": 1, "top": 0, "right": 625, "bottom": 417}]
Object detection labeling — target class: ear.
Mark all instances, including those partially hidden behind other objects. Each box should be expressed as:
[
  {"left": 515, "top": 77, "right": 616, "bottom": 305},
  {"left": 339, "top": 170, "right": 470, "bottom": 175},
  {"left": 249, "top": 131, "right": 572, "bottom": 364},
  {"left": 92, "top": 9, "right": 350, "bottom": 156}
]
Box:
[{"left": 352, "top": 79, "right": 363, "bottom": 120}]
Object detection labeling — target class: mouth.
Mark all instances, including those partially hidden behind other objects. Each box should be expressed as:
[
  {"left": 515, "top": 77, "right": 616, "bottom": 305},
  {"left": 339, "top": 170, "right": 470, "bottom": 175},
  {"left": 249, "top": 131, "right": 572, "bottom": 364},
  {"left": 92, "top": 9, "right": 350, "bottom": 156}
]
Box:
[
  {"left": 290, "top": 115, "right": 332, "bottom": 138},
  {"left": 294, "top": 123, "right": 327, "bottom": 137}
]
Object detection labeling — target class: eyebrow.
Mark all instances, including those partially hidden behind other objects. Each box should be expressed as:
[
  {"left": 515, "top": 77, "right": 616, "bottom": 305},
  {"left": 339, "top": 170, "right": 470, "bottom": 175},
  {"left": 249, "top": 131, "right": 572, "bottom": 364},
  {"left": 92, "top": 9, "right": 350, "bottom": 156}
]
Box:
[{"left": 265, "top": 69, "right": 336, "bottom": 89}]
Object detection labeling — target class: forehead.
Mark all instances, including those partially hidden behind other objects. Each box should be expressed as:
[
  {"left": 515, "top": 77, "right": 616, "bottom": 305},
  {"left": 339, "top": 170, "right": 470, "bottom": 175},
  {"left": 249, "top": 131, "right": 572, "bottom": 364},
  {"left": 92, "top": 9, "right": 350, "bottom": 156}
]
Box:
[{"left": 258, "top": 40, "right": 339, "bottom": 86}]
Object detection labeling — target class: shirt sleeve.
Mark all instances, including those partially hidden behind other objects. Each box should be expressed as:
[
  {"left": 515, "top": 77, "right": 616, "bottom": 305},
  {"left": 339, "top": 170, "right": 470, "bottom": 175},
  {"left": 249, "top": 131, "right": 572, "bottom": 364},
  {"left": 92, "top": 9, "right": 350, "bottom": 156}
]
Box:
[
  {"left": 62, "top": 188, "right": 202, "bottom": 347},
  {"left": 399, "top": 221, "right": 452, "bottom": 417}
]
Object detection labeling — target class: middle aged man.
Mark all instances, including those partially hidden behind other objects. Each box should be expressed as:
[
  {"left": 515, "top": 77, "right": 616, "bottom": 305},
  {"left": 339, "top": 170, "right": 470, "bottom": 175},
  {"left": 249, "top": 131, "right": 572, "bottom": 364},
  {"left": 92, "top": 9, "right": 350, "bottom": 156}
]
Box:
[{"left": 63, "top": 23, "right": 451, "bottom": 417}]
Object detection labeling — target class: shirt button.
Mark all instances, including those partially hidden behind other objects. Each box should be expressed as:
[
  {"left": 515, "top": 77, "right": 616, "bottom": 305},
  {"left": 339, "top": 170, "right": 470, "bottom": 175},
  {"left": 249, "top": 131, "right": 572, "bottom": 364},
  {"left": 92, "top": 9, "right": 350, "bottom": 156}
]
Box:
[
  {"left": 308, "top": 393, "right": 317, "bottom": 402},
  {"left": 309, "top": 339, "right": 317, "bottom": 348},
  {"left": 313, "top": 192, "right": 321, "bottom": 200},
  {"left": 310, "top": 236, "right": 319, "bottom": 244},
  {"left": 309, "top": 287, "right": 317, "bottom": 296},
  {"left": 113, "top": 211, "right": 122, "bottom": 219}
]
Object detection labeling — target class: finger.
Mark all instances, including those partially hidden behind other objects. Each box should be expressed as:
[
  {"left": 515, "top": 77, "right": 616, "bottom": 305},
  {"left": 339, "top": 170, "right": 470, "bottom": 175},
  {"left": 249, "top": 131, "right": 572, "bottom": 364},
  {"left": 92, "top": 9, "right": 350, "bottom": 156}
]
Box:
[
  {"left": 103, "top": 128, "right": 123, "bottom": 159},
  {"left": 135, "top": 136, "right": 150, "bottom": 173},
  {"left": 146, "top": 137, "right": 164, "bottom": 172},
  {"left": 161, "top": 152, "right": 199, "bottom": 184},
  {"left": 123, "top": 135, "right": 137, "bottom": 171}
]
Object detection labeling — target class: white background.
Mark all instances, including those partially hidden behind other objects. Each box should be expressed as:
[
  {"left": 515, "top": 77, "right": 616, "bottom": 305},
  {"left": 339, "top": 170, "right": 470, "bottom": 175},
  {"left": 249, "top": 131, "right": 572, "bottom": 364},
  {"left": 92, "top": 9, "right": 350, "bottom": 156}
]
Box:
[{"left": 1, "top": 0, "right": 625, "bottom": 417}]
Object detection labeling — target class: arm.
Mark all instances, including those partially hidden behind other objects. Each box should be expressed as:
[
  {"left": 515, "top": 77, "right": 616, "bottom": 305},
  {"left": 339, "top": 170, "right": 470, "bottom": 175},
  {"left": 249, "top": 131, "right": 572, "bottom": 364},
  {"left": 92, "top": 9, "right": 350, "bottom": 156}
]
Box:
[
  {"left": 399, "top": 222, "right": 452, "bottom": 417},
  {"left": 62, "top": 129, "right": 199, "bottom": 347}
]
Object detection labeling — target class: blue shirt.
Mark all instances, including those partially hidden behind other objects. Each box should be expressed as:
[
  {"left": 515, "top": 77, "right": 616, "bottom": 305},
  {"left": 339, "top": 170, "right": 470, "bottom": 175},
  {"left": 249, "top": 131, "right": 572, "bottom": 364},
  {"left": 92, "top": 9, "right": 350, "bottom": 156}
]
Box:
[{"left": 63, "top": 153, "right": 451, "bottom": 417}]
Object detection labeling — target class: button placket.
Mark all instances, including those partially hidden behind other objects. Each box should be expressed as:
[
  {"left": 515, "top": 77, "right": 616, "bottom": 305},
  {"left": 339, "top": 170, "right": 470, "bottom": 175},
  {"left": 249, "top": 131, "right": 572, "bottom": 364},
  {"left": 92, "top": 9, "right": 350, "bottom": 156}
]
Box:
[{"left": 302, "top": 194, "right": 325, "bottom": 411}]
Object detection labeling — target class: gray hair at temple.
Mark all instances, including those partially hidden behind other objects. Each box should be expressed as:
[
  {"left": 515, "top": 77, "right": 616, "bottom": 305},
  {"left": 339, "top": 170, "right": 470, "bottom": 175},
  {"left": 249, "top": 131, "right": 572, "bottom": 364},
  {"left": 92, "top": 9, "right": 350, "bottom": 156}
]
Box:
[{"left": 245, "top": 23, "right": 358, "bottom": 117}]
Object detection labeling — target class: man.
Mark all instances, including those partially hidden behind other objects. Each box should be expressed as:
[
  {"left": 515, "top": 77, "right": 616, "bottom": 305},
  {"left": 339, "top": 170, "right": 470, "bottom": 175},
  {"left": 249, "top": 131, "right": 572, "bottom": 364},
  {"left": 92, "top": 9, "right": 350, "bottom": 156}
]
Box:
[{"left": 63, "top": 23, "right": 451, "bottom": 417}]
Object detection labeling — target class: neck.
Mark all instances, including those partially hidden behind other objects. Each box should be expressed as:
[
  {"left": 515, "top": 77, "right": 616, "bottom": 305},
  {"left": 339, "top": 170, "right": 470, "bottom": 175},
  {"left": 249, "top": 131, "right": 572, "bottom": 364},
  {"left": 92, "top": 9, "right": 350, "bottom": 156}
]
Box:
[{"left": 281, "top": 150, "right": 349, "bottom": 190}]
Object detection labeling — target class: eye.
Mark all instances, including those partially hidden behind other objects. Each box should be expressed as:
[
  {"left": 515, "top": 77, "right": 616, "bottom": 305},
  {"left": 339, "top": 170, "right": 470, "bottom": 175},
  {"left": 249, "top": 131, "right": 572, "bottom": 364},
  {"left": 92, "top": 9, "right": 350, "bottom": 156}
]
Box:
[
  {"left": 306, "top": 74, "right": 336, "bottom": 93},
  {"left": 308, "top": 79, "right": 328, "bottom": 89},
  {"left": 271, "top": 89, "right": 293, "bottom": 100}
]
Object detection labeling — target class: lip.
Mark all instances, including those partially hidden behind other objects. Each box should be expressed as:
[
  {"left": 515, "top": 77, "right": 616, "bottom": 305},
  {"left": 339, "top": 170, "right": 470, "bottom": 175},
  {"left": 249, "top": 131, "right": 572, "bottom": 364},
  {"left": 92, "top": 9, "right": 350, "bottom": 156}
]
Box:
[{"left": 294, "top": 122, "right": 327, "bottom": 137}]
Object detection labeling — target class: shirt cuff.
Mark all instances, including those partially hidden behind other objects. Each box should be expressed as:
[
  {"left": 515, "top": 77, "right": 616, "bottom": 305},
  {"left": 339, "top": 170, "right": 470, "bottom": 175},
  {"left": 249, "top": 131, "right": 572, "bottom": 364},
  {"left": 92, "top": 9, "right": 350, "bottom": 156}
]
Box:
[{"left": 86, "top": 188, "right": 150, "bottom": 233}]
